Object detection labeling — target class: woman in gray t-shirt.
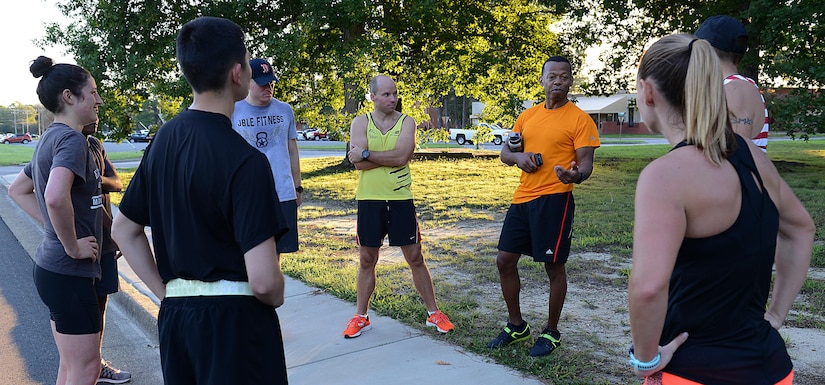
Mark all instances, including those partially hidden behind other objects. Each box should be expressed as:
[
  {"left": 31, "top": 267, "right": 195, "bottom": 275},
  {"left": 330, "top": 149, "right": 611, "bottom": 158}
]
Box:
[{"left": 8, "top": 56, "right": 105, "bottom": 385}]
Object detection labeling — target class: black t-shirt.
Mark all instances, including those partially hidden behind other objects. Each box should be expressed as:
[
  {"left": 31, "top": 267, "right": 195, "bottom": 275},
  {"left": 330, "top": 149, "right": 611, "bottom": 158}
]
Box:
[
  {"left": 119, "top": 109, "right": 288, "bottom": 283},
  {"left": 88, "top": 136, "right": 118, "bottom": 254}
]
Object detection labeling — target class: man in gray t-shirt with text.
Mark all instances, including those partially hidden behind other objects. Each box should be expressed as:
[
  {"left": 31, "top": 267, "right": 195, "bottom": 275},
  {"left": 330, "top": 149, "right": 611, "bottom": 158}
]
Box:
[{"left": 232, "top": 57, "right": 302, "bottom": 253}]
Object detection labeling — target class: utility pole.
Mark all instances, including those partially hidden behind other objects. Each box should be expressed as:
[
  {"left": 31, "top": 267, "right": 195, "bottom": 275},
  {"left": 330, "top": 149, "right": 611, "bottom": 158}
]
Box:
[
  {"left": 618, "top": 112, "right": 625, "bottom": 139},
  {"left": 12, "top": 108, "right": 18, "bottom": 134}
]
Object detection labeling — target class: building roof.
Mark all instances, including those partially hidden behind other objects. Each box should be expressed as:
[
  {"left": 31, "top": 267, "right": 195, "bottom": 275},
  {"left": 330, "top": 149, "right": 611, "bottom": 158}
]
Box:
[{"left": 572, "top": 95, "right": 630, "bottom": 114}]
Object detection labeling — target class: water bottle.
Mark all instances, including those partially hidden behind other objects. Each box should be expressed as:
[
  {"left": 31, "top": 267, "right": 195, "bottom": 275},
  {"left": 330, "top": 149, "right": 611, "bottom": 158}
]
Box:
[{"left": 508, "top": 132, "right": 523, "bottom": 152}]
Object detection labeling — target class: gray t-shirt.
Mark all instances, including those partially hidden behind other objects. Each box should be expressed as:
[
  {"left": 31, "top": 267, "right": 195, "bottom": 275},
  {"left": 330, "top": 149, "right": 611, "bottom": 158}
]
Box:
[
  {"left": 232, "top": 99, "right": 298, "bottom": 202},
  {"left": 27, "top": 123, "right": 102, "bottom": 278}
]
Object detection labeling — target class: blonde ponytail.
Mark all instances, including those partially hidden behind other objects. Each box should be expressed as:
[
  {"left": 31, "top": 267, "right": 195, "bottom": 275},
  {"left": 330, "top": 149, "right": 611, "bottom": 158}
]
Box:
[
  {"left": 638, "top": 34, "right": 735, "bottom": 165},
  {"left": 684, "top": 38, "right": 732, "bottom": 165}
]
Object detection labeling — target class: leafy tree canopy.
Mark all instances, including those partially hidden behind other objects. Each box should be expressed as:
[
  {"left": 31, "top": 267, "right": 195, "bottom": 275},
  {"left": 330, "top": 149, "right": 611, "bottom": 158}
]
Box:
[
  {"left": 544, "top": 0, "right": 824, "bottom": 136},
  {"left": 43, "top": 0, "right": 561, "bottom": 142},
  {"left": 40, "top": 0, "right": 824, "bottom": 139}
]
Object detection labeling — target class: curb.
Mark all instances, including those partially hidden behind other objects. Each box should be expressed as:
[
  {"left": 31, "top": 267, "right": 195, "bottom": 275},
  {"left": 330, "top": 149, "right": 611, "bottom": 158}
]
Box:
[
  {"left": 0, "top": 182, "right": 160, "bottom": 346},
  {"left": 109, "top": 277, "right": 160, "bottom": 345}
]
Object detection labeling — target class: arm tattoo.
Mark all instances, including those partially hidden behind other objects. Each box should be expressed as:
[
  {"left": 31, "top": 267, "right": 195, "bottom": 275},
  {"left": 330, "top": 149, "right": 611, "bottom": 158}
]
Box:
[{"left": 732, "top": 117, "right": 753, "bottom": 126}]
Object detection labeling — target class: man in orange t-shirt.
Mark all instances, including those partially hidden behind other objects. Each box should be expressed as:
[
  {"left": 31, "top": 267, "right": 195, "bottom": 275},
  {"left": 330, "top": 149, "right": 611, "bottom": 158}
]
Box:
[{"left": 487, "top": 56, "right": 600, "bottom": 357}]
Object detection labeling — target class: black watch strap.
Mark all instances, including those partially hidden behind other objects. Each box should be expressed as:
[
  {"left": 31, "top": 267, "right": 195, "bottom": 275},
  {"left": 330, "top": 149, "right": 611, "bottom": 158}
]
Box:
[{"left": 295, "top": 186, "right": 304, "bottom": 193}]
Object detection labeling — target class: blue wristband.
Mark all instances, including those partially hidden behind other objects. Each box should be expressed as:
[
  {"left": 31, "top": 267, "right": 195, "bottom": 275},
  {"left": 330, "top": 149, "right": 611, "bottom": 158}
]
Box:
[{"left": 628, "top": 346, "right": 661, "bottom": 371}]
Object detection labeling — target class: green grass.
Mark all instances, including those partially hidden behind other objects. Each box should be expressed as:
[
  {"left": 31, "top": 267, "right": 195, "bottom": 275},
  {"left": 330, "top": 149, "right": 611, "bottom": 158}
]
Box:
[
  {"left": 106, "top": 151, "right": 145, "bottom": 161},
  {"left": 297, "top": 143, "right": 346, "bottom": 150},
  {"left": 0, "top": 146, "right": 144, "bottom": 166},
  {"left": 0, "top": 146, "right": 37, "bottom": 166},
  {"left": 113, "top": 139, "right": 825, "bottom": 385}
]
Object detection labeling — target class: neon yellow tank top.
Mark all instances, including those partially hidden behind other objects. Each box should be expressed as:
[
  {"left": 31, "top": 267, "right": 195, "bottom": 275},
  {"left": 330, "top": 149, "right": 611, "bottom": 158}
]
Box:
[{"left": 355, "top": 113, "right": 413, "bottom": 200}]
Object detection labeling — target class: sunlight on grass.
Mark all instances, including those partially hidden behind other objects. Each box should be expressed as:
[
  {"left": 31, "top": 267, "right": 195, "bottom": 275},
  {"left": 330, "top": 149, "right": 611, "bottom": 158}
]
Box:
[{"left": 110, "top": 139, "right": 824, "bottom": 385}]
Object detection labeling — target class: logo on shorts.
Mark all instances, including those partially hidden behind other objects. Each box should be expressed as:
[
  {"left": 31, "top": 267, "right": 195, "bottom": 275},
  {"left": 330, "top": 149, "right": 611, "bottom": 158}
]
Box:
[{"left": 545, "top": 248, "right": 554, "bottom": 255}]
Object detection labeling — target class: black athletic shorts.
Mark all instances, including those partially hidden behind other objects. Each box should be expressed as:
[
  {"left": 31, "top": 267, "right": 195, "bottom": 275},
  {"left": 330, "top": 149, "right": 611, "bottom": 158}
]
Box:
[
  {"left": 33, "top": 264, "right": 101, "bottom": 335},
  {"left": 158, "top": 296, "right": 287, "bottom": 385},
  {"left": 357, "top": 200, "right": 421, "bottom": 247},
  {"left": 95, "top": 251, "right": 120, "bottom": 296},
  {"left": 497, "top": 192, "right": 575, "bottom": 263},
  {"left": 277, "top": 199, "right": 299, "bottom": 253}
]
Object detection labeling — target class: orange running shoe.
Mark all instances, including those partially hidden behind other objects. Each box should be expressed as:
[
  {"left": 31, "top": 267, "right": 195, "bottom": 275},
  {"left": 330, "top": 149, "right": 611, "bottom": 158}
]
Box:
[
  {"left": 343, "top": 314, "right": 371, "bottom": 338},
  {"left": 426, "top": 310, "right": 455, "bottom": 333}
]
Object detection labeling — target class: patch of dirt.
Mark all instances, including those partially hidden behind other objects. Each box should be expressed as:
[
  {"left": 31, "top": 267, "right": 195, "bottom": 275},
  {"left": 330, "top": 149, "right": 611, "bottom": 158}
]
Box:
[{"left": 299, "top": 202, "right": 825, "bottom": 384}]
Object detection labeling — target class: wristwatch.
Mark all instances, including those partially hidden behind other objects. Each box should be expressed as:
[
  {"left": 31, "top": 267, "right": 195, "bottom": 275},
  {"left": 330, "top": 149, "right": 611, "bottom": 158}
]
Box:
[
  {"left": 295, "top": 186, "right": 304, "bottom": 193},
  {"left": 628, "top": 346, "right": 661, "bottom": 371},
  {"left": 361, "top": 149, "right": 370, "bottom": 160}
]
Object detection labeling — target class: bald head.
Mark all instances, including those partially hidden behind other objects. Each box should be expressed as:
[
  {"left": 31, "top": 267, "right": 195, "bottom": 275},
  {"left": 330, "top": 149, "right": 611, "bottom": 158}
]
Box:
[
  {"left": 369, "top": 75, "right": 395, "bottom": 95},
  {"left": 368, "top": 75, "right": 399, "bottom": 114}
]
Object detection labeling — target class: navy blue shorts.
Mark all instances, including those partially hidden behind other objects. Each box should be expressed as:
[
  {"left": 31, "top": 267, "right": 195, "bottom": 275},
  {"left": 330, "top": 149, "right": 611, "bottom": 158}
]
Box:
[
  {"left": 357, "top": 200, "right": 421, "bottom": 247},
  {"left": 95, "top": 251, "right": 120, "bottom": 296},
  {"left": 497, "top": 192, "right": 575, "bottom": 263},
  {"left": 33, "top": 264, "right": 101, "bottom": 335},
  {"left": 158, "top": 296, "right": 287, "bottom": 385},
  {"left": 277, "top": 199, "right": 299, "bottom": 253}
]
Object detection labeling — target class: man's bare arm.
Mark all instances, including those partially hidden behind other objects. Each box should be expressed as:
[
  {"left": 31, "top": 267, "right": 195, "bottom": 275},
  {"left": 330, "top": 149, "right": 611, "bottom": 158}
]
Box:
[
  {"left": 288, "top": 138, "right": 302, "bottom": 206},
  {"left": 350, "top": 115, "right": 416, "bottom": 167},
  {"left": 244, "top": 237, "right": 285, "bottom": 307},
  {"left": 348, "top": 114, "right": 382, "bottom": 170},
  {"left": 726, "top": 81, "right": 765, "bottom": 140},
  {"left": 100, "top": 156, "right": 123, "bottom": 193},
  {"left": 500, "top": 138, "right": 540, "bottom": 173}
]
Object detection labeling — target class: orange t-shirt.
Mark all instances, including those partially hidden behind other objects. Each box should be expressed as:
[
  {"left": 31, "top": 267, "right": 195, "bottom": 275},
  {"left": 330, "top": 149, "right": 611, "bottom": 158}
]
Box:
[{"left": 511, "top": 101, "right": 600, "bottom": 204}]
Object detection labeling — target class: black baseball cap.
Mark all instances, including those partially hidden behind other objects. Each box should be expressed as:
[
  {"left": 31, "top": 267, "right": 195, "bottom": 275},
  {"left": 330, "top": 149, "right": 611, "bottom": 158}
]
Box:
[
  {"left": 695, "top": 15, "right": 749, "bottom": 54},
  {"left": 250, "top": 58, "right": 278, "bottom": 86}
]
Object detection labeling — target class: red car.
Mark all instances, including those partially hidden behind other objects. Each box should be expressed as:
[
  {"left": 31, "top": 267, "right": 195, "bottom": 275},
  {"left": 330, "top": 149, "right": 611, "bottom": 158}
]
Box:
[
  {"left": 303, "top": 128, "right": 327, "bottom": 141},
  {"left": 2, "top": 133, "right": 32, "bottom": 144}
]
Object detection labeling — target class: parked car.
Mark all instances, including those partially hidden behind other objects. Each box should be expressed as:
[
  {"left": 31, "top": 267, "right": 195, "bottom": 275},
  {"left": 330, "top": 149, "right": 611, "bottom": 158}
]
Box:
[
  {"left": 128, "top": 129, "right": 153, "bottom": 143},
  {"left": 2, "top": 133, "right": 32, "bottom": 144},
  {"left": 448, "top": 123, "right": 509, "bottom": 145},
  {"left": 303, "top": 128, "right": 327, "bottom": 141}
]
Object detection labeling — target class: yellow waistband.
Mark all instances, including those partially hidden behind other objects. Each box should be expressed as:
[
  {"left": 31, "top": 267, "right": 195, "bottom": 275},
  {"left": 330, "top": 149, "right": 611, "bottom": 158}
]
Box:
[{"left": 166, "top": 278, "right": 254, "bottom": 297}]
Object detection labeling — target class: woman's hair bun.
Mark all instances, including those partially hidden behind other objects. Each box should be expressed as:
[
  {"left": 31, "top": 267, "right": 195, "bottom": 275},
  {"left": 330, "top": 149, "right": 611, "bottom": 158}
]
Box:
[{"left": 30, "top": 56, "right": 55, "bottom": 78}]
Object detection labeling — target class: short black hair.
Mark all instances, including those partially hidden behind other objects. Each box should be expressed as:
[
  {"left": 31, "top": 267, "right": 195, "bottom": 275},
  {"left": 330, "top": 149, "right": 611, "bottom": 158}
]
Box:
[
  {"left": 176, "top": 16, "right": 247, "bottom": 93},
  {"left": 541, "top": 56, "right": 573, "bottom": 76}
]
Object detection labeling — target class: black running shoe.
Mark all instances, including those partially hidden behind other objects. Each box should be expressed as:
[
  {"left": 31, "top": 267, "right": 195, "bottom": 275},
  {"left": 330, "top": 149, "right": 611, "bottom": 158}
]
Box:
[
  {"left": 529, "top": 329, "right": 561, "bottom": 357},
  {"left": 487, "top": 322, "right": 531, "bottom": 348}
]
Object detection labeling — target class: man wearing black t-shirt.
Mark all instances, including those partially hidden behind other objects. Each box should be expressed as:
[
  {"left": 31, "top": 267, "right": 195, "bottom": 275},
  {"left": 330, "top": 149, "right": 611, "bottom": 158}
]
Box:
[{"left": 112, "top": 17, "right": 289, "bottom": 385}]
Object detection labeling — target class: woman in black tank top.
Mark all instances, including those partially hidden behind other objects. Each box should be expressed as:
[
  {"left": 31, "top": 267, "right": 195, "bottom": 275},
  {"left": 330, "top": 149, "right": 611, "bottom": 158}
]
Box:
[{"left": 627, "top": 33, "right": 814, "bottom": 385}]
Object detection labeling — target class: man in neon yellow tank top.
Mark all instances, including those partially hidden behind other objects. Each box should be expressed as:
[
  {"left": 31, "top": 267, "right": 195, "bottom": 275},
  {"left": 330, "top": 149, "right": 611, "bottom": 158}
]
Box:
[
  {"left": 342, "top": 75, "right": 455, "bottom": 338},
  {"left": 488, "top": 56, "right": 601, "bottom": 357}
]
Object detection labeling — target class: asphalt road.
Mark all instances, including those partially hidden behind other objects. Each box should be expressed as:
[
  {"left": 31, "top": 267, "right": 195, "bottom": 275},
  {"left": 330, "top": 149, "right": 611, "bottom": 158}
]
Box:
[
  {"left": 0, "top": 216, "right": 57, "bottom": 385},
  {"left": 0, "top": 188, "right": 164, "bottom": 384}
]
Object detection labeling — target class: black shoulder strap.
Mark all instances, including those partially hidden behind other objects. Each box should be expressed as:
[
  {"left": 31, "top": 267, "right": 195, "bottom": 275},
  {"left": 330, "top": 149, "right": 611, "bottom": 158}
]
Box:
[{"left": 728, "top": 135, "right": 770, "bottom": 213}]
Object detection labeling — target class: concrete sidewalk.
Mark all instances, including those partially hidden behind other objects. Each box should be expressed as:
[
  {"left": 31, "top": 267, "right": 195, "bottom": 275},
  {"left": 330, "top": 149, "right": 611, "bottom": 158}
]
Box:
[
  {"left": 1, "top": 171, "right": 546, "bottom": 385},
  {"left": 119, "top": 261, "right": 546, "bottom": 384}
]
